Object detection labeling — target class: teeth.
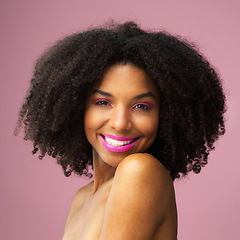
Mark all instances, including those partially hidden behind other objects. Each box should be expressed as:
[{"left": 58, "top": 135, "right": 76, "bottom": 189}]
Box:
[{"left": 104, "top": 136, "right": 133, "bottom": 147}]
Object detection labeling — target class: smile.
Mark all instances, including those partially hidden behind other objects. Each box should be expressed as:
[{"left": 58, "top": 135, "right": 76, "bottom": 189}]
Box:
[{"left": 100, "top": 134, "right": 139, "bottom": 153}]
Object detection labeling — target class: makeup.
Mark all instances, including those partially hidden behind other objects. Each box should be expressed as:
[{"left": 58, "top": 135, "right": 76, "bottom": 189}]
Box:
[
  {"left": 133, "top": 102, "right": 153, "bottom": 110},
  {"left": 92, "top": 98, "right": 112, "bottom": 107},
  {"left": 100, "top": 134, "right": 139, "bottom": 153}
]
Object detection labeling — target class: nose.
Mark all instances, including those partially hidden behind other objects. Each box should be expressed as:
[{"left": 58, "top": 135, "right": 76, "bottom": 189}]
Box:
[{"left": 109, "top": 105, "right": 132, "bottom": 132}]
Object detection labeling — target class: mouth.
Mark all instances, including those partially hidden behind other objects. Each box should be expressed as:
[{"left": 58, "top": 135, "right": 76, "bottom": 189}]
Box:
[{"left": 100, "top": 134, "right": 139, "bottom": 153}]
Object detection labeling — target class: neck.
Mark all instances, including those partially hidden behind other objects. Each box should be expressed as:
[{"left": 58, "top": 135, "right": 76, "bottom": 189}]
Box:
[{"left": 92, "top": 149, "right": 116, "bottom": 194}]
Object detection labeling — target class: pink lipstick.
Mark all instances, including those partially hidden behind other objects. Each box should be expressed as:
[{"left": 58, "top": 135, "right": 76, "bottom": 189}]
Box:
[
  {"left": 100, "top": 134, "right": 139, "bottom": 153},
  {"left": 104, "top": 134, "right": 136, "bottom": 141}
]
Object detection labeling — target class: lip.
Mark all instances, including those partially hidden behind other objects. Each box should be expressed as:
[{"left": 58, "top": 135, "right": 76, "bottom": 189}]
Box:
[
  {"left": 100, "top": 135, "right": 139, "bottom": 153},
  {"left": 103, "top": 134, "right": 136, "bottom": 141}
]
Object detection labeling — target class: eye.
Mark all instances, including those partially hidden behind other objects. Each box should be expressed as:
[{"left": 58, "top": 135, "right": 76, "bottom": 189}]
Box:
[
  {"left": 133, "top": 102, "right": 153, "bottom": 111},
  {"left": 96, "top": 100, "right": 109, "bottom": 106},
  {"left": 93, "top": 98, "right": 112, "bottom": 107}
]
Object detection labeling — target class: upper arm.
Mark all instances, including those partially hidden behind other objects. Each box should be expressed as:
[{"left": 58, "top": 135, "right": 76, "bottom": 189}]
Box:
[
  {"left": 100, "top": 153, "right": 176, "bottom": 240},
  {"left": 63, "top": 182, "right": 93, "bottom": 233},
  {"left": 63, "top": 190, "right": 82, "bottom": 234}
]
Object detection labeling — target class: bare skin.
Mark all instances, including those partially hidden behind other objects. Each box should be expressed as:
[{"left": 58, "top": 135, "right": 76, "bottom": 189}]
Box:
[
  {"left": 62, "top": 64, "right": 177, "bottom": 239},
  {"left": 62, "top": 154, "right": 177, "bottom": 240}
]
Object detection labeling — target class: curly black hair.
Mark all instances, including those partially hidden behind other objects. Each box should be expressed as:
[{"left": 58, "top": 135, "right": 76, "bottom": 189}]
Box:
[{"left": 15, "top": 21, "right": 226, "bottom": 180}]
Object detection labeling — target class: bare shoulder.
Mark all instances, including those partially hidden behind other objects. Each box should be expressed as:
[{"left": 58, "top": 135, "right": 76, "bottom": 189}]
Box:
[
  {"left": 100, "top": 154, "right": 177, "bottom": 240},
  {"left": 115, "top": 153, "right": 175, "bottom": 211},
  {"left": 64, "top": 181, "right": 94, "bottom": 232},
  {"left": 116, "top": 153, "right": 173, "bottom": 189},
  {"left": 119, "top": 152, "right": 168, "bottom": 170},
  {"left": 73, "top": 181, "right": 94, "bottom": 204}
]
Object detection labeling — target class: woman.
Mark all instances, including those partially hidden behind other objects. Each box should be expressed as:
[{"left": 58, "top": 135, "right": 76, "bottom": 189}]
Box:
[{"left": 15, "top": 22, "right": 226, "bottom": 239}]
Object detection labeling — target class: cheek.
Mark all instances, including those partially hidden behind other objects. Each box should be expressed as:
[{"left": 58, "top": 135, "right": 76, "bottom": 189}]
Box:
[
  {"left": 84, "top": 108, "right": 106, "bottom": 140},
  {"left": 84, "top": 109, "right": 95, "bottom": 140},
  {"left": 146, "top": 120, "right": 159, "bottom": 139},
  {"left": 135, "top": 113, "right": 159, "bottom": 138}
]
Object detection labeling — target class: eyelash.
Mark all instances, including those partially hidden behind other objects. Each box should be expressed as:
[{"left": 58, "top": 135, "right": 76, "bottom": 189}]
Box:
[
  {"left": 92, "top": 99, "right": 153, "bottom": 111},
  {"left": 93, "top": 98, "right": 112, "bottom": 107},
  {"left": 132, "top": 102, "right": 153, "bottom": 111}
]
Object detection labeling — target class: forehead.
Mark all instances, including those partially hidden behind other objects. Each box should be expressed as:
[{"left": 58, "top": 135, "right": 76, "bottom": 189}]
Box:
[{"left": 98, "top": 64, "right": 159, "bottom": 97}]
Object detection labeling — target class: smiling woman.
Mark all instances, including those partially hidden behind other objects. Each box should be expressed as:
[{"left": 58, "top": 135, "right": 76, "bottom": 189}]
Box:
[
  {"left": 84, "top": 64, "right": 160, "bottom": 167},
  {"left": 15, "top": 21, "right": 226, "bottom": 240}
]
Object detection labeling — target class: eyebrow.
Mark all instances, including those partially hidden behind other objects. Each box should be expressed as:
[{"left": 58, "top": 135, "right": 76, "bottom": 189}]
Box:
[
  {"left": 94, "top": 90, "right": 112, "bottom": 97},
  {"left": 133, "top": 92, "right": 155, "bottom": 99},
  {"left": 94, "top": 90, "right": 155, "bottom": 99}
]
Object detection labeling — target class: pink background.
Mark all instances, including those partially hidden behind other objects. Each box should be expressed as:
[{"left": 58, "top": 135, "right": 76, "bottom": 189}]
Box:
[{"left": 1, "top": 0, "right": 239, "bottom": 239}]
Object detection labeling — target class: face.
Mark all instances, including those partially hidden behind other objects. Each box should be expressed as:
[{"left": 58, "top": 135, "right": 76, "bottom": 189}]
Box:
[{"left": 84, "top": 64, "right": 160, "bottom": 167}]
